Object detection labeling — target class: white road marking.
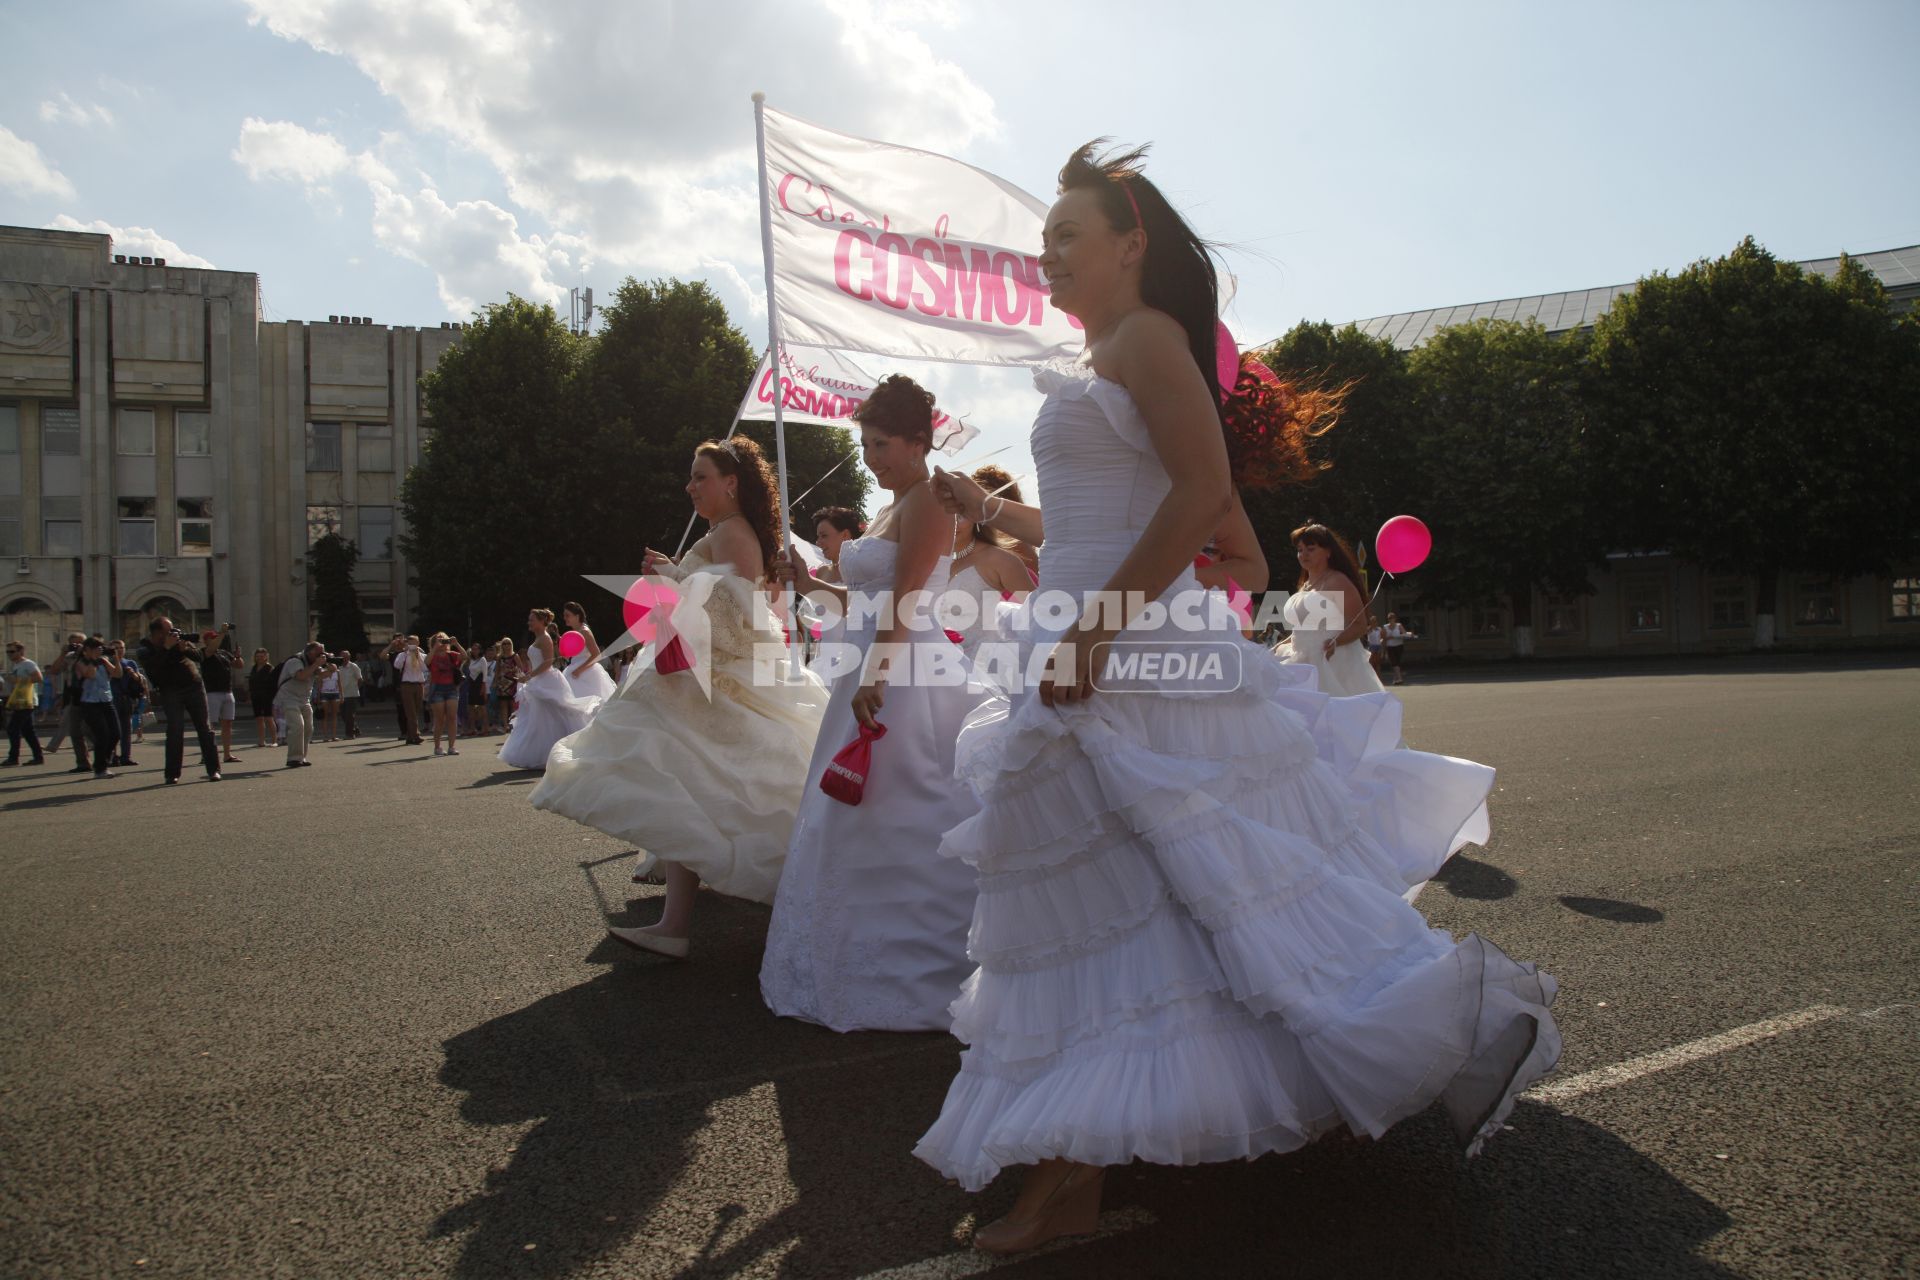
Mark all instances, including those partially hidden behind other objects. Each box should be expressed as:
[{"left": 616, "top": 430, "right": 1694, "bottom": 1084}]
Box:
[
  {"left": 1524, "top": 1003, "right": 1850, "bottom": 1104},
  {"left": 855, "top": 1209, "right": 1157, "bottom": 1280}
]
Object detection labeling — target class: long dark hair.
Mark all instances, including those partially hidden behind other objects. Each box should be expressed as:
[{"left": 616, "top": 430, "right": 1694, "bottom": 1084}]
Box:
[
  {"left": 1290, "top": 522, "right": 1365, "bottom": 593},
  {"left": 1059, "top": 141, "right": 1340, "bottom": 489},
  {"left": 695, "top": 436, "right": 779, "bottom": 573}
]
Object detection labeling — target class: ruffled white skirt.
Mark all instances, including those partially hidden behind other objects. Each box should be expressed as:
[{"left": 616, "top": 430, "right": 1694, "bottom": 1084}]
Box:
[
  {"left": 498, "top": 668, "right": 593, "bottom": 770},
  {"left": 914, "top": 559, "right": 1557, "bottom": 1192},
  {"left": 530, "top": 647, "right": 826, "bottom": 903}
]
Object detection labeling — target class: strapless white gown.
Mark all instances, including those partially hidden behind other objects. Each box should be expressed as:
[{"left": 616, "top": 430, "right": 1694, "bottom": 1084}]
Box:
[
  {"left": 529, "top": 539, "right": 828, "bottom": 903},
  {"left": 759, "top": 540, "right": 989, "bottom": 1032},
  {"left": 913, "top": 365, "right": 1560, "bottom": 1191},
  {"left": 1274, "top": 604, "right": 1389, "bottom": 698},
  {"left": 499, "top": 651, "right": 596, "bottom": 770}
]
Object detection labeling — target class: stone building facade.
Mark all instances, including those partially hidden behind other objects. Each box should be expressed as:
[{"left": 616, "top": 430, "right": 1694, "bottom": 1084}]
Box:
[{"left": 0, "top": 225, "right": 458, "bottom": 663}]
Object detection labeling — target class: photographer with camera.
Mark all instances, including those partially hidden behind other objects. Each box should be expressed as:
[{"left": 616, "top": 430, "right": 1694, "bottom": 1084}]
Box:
[
  {"left": 2, "top": 640, "right": 46, "bottom": 767},
  {"left": 136, "top": 617, "right": 223, "bottom": 784},
  {"left": 43, "top": 631, "right": 93, "bottom": 773},
  {"left": 72, "top": 637, "right": 123, "bottom": 780},
  {"left": 274, "top": 641, "right": 336, "bottom": 768}
]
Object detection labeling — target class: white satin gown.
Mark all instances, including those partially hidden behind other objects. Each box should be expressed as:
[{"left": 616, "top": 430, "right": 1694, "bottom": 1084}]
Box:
[
  {"left": 499, "top": 647, "right": 604, "bottom": 770},
  {"left": 913, "top": 364, "right": 1559, "bottom": 1191},
  {"left": 759, "top": 539, "right": 992, "bottom": 1032},
  {"left": 530, "top": 538, "right": 828, "bottom": 903}
]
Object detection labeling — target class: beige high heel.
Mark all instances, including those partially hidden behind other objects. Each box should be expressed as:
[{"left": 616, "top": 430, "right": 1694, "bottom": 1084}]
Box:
[{"left": 972, "top": 1163, "right": 1105, "bottom": 1256}]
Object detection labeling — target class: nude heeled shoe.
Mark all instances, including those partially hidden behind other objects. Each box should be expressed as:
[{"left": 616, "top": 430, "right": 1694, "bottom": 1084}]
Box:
[{"left": 972, "top": 1164, "right": 1105, "bottom": 1256}]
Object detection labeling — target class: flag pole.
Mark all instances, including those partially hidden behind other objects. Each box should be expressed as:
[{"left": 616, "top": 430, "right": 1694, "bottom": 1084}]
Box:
[
  {"left": 671, "top": 356, "right": 755, "bottom": 559},
  {"left": 752, "top": 94, "right": 795, "bottom": 558}
]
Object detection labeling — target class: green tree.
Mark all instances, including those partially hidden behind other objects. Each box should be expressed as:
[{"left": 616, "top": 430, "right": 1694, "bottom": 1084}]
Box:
[
  {"left": 1585, "top": 237, "right": 1920, "bottom": 645},
  {"left": 576, "top": 278, "right": 869, "bottom": 564},
  {"left": 1251, "top": 322, "right": 1420, "bottom": 586},
  {"left": 1406, "top": 319, "right": 1600, "bottom": 653},
  {"left": 399, "top": 296, "right": 588, "bottom": 640},
  {"left": 307, "top": 532, "right": 369, "bottom": 652}
]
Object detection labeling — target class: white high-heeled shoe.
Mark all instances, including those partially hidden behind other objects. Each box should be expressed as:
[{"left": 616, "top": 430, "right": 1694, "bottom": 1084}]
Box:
[{"left": 608, "top": 926, "right": 690, "bottom": 960}]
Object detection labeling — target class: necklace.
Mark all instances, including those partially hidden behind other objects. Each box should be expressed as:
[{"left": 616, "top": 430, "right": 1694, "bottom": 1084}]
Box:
[{"left": 709, "top": 511, "right": 741, "bottom": 529}]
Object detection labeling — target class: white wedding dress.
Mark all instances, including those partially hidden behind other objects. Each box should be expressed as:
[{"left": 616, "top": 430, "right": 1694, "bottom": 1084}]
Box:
[
  {"left": 759, "top": 539, "right": 989, "bottom": 1032},
  {"left": 913, "top": 365, "right": 1559, "bottom": 1191},
  {"left": 530, "top": 538, "right": 828, "bottom": 903},
  {"left": 499, "top": 647, "right": 599, "bottom": 770},
  {"left": 1272, "top": 589, "right": 1391, "bottom": 697}
]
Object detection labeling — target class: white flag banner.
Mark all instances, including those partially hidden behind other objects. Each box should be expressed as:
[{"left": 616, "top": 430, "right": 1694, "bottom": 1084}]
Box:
[
  {"left": 736, "top": 343, "right": 980, "bottom": 453},
  {"left": 760, "top": 104, "right": 1082, "bottom": 367}
]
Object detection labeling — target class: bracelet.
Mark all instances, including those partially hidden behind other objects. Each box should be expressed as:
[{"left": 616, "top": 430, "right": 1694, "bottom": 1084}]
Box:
[{"left": 982, "top": 495, "right": 1006, "bottom": 524}]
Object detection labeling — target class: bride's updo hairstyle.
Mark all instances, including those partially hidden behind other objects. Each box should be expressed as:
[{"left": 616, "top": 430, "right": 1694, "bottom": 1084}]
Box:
[
  {"left": 1059, "top": 141, "right": 1342, "bottom": 490},
  {"left": 969, "top": 463, "right": 1024, "bottom": 545},
  {"left": 851, "top": 374, "right": 936, "bottom": 454},
  {"left": 694, "top": 436, "right": 780, "bottom": 573}
]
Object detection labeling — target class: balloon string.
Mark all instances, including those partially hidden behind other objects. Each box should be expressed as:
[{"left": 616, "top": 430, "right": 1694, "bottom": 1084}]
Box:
[{"left": 1366, "top": 571, "right": 1394, "bottom": 606}]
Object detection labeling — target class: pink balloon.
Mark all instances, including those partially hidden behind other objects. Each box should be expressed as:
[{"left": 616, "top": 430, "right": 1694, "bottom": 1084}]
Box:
[
  {"left": 556, "top": 631, "right": 585, "bottom": 659},
  {"left": 1375, "top": 515, "right": 1432, "bottom": 575},
  {"left": 622, "top": 579, "right": 680, "bottom": 645}
]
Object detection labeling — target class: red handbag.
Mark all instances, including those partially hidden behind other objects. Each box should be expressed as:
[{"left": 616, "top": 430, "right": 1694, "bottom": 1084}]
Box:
[
  {"left": 655, "top": 635, "right": 693, "bottom": 674},
  {"left": 820, "top": 722, "right": 887, "bottom": 805}
]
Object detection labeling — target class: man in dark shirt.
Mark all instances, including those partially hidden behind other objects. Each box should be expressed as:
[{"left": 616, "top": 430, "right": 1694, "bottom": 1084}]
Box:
[{"left": 136, "top": 617, "right": 222, "bottom": 784}]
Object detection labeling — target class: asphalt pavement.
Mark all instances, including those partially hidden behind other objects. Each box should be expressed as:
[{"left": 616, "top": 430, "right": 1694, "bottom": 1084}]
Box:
[{"left": 1, "top": 662, "right": 1915, "bottom": 1279}]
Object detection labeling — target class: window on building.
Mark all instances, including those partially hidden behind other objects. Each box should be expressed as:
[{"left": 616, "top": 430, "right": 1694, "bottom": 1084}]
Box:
[
  {"left": 1623, "top": 577, "right": 1667, "bottom": 635},
  {"left": 42, "top": 407, "right": 80, "bottom": 455},
  {"left": 117, "top": 497, "right": 157, "bottom": 556},
  {"left": 44, "top": 520, "right": 82, "bottom": 556},
  {"left": 117, "top": 409, "right": 155, "bottom": 455},
  {"left": 358, "top": 505, "right": 393, "bottom": 559},
  {"left": 0, "top": 514, "right": 18, "bottom": 557},
  {"left": 307, "top": 504, "right": 342, "bottom": 547},
  {"left": 306, "top": 421, "right": 341, "bottom": 471},
  {"left": 1892, "top": 576, "right": 1920, "bottom": 622},
  {"left": 1707, "top": 578, "right": 1749, "bottom": 630},
  {"left": 177, "top": 498, "right": 213, "bottom": 556},
  {"left": 361, "top": 595, "right": 396, "bottom": 645},
  {"left": 0, "top": 405, "right": 18, "bottom": 453},
  {"left": 1792, "top": 577, "right": 1841, "bottom": 626},
  {"left": 176, "top": 411, "right": 211, "bottom": 456},
  {"left": 1469, "top": 605, "right": 1506, "bottom": 638},
  {"left": 357, "top": 424, "right": 393, "bottom": 473},
  {"left": 1542, "top": 594, "right": 1583, "bottom": 637}
]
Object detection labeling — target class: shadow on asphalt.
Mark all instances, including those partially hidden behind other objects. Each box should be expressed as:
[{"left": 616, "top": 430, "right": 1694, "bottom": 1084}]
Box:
[
  {"left": 1559, "top": 896, "right": 1666, "bottom": 924},
  {"left": 430, "top": 897, "right": 1736, "bottom": 1280},
  {"left": 463, "top": 769, "right": 541, "bottom": 789},
  {"left": 1434, "top": 853, "right": 1520, "bottom": 901},
  {"left": 431, "top": 892, "right": 973, "bottom": 1278}
]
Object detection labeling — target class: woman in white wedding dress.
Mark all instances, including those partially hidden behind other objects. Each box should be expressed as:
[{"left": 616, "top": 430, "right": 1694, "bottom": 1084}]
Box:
[
  {"left": 498, "top": 609, "right": 597, "bottom": 770},
  {"left": 760, "top": 376, "right": 992, "bottom": 1032},
  {"left": 531, "top": 437, "right": 827, "bottom": 957},
  {"left": 558, "top": 601, "right": 618, "bottom": 703},
  {"left": 916, "top": 142, "right": 1559, "bottom": 1255},
  {"left": 1272, "top": 523, "right": 1389, "bottom": 698}
]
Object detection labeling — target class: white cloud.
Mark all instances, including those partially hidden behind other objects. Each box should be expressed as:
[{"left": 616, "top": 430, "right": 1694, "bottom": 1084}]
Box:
[
  {"left": 367, "top": 181, "right": 587, "bottom": 315},
  {"left": 46, "top": 216, "right": 216, "bottom": 269},
  {"left": 0, "top": 126, "right": 78, "bottom": 200},
  {"left": 239, "top": 0, "right": 999, "bottom": 275},
  {"left": 38, "top": 93, "right": 115, "bottom": 128},
  {"left": 232, "top": 117, "right": 353, "bottom": 190}
]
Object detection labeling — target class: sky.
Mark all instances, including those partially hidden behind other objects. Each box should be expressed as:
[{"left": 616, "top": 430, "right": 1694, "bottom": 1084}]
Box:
[{"left": 4, "top": 0, "right": 1917, "bottom": 516}]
